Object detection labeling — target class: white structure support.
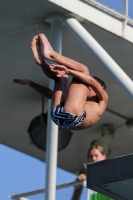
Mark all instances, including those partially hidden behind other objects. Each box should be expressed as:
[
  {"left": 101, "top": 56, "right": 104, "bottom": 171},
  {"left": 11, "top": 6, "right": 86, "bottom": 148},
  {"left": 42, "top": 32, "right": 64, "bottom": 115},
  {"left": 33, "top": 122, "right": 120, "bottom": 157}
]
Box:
[
  {"left": 45, "top": 19, "right": 62, "bottom": 200},
  {"left": 48, "top": 0, "right": 133, "bottom": 43},
  {"left": 60, "top": 16, "right": 133, "bottom": 99},
  {"left": 122, "top": 0, "right": 128, "bottom": 16},
  {"left": 122, "top": 0, "right": 128, "bottom": 36}
]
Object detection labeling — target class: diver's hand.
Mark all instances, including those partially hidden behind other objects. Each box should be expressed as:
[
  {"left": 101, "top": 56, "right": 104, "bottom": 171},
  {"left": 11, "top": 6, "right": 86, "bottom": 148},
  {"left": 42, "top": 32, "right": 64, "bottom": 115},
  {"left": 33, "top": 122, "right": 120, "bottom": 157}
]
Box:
[{"left": 49, "top": 64, "right": 68, "bottom": 77}]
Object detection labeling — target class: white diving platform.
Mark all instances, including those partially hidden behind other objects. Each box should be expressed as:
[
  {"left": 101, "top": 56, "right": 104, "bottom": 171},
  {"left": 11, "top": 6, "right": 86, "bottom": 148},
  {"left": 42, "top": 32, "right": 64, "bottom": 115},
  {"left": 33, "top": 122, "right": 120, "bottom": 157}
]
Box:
[{"left": 87, "top": 153, "right": 133, "bottom": 200}]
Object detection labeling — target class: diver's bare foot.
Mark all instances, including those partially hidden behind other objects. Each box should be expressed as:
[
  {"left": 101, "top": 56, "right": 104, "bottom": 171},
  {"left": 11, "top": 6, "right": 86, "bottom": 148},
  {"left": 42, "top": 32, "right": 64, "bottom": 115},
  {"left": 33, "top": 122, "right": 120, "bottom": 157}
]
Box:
[
  {"left": 13, "top": 79, "right": 32, "bottom": 86},
  {"left": 31, "top": 35, "right": 43, "bottom": 65},
  {"left": 39, "top": 34, "right": 53, "bottom": 60}
]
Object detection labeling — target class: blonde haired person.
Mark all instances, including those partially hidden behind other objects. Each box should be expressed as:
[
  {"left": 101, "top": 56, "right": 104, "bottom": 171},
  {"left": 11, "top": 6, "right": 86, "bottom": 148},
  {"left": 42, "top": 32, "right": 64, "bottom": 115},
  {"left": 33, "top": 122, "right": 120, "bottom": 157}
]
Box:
[
  {"left": 76, "top": 146, "right": 113, "bottom": 200},
  {"left": 77, "top": 145, "right": 107, "bottom": 183}
]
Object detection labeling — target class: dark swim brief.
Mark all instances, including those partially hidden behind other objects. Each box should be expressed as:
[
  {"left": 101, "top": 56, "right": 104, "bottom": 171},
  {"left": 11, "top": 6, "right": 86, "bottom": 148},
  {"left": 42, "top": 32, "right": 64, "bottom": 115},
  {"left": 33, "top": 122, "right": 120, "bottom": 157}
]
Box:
[{"left": 51, "top": 102, "right": 86, "bottom": 130}]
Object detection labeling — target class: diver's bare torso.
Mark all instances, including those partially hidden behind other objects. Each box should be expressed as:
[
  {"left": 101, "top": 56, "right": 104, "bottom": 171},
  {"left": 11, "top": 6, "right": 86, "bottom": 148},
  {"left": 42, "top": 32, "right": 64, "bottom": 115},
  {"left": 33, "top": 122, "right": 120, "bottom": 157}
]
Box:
[{"left": 69, "top": 100, "right": 106, "bottom": 131}]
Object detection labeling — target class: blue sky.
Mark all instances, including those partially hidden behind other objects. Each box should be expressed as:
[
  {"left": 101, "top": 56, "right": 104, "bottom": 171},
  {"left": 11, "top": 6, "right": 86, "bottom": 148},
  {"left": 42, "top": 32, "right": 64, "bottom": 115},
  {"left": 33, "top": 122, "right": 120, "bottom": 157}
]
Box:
[{"left": 0, "top": 144, "right": 76, "bottom": 200}]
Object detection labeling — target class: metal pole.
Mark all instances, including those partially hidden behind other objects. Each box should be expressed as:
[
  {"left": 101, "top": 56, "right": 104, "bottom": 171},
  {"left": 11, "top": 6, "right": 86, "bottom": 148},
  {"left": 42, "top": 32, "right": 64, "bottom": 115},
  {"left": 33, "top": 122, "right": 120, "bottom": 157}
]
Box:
[
  {"left": 60, "top": 16, "right": 133, "bottom": 99},
  {"left": 45, "top": 18, "right": 62, "bottom": 200},
  {"left": 71, "top": 188, "right": 83, "bottom": 200},
  {"left": 122, "top": 0, "right": 128, "bottom": 16}
]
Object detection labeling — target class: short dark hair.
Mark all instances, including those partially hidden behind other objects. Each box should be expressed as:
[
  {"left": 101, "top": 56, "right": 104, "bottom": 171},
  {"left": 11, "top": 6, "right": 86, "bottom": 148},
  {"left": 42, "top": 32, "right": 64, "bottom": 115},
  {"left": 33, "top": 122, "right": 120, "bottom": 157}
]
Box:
[{"left": 92, "top": 76, "right": 106, "bottom": 90}]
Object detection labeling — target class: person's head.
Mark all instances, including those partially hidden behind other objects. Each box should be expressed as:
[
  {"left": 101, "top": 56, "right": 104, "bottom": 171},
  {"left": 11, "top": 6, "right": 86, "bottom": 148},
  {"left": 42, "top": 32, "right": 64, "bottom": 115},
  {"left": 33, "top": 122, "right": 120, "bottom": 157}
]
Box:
[
  {"left": 92, "top": 76, "right": 106, "bottom": 91},
  {"left": 87, "top": 145, "right": 107, "bottom": 163},
  {"left": 87, "top": 76, "right": 106, "bottom": 98}
]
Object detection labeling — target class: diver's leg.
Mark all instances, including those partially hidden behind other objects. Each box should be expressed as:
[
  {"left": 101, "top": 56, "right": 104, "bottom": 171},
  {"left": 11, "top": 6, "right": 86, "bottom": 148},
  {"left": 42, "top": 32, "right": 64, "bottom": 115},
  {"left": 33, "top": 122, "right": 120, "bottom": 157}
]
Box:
[
  {"left": 51, "top": 75, "right": 68, "bottom": 110},
  {"left": 64, "top": 77, "right": 88, "bottom": 116},
  {"left": 39, "top": 34, "right": 89, "bottom": 74},
  {"left": 31, "top": 35, "right": 58, "bottom": 80}
]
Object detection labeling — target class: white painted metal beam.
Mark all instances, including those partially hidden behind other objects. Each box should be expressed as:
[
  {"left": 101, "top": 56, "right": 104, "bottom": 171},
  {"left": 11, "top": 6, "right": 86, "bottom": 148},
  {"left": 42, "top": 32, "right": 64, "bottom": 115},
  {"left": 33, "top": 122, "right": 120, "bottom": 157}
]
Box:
[
  {"left": 60, "top": 16, "right": 133, "bottom": 99},
  {"left": 122, "top": 0, "right": 128, "bottom": 16},
  {"left": 45, "top": 19, "right": 62, "bottom": 200}
]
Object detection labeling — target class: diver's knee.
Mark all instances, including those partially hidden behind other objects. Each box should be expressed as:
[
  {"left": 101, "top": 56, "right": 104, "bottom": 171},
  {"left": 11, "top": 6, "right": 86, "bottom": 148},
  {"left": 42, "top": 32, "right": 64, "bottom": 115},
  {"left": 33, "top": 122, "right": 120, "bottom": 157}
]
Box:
[{"left": 81, "top": 64, "right": 89, "bottom": 75}]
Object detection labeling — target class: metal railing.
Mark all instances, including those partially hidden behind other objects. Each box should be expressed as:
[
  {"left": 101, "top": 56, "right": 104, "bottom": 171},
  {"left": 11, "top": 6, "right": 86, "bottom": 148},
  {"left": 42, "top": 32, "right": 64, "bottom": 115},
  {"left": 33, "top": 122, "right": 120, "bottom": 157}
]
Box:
[
  {"left": 86, "top": 0, "right": 133, "bottom": 19},
  {"left": 9, "top": 180, "right": 87, "bottom": 200}
]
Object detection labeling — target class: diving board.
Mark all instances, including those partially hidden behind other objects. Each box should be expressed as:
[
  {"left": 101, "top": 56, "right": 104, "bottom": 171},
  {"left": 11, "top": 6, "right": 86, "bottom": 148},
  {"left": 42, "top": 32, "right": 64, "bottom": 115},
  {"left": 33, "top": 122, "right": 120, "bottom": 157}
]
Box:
[{"left": 87, "top": 153, "right": 133, "bottom": 200}]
